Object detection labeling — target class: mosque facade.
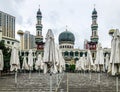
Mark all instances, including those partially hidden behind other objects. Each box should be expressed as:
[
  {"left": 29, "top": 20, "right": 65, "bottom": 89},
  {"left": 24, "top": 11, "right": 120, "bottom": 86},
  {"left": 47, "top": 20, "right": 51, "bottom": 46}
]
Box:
[{"left": 19, "top": 7, "right": 111, "bottom": 67}]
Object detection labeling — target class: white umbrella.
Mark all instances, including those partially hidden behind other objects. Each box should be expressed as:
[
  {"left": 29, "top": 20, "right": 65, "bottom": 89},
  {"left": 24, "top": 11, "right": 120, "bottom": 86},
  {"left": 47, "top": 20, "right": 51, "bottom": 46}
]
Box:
[
  {"left": 75, "top": 60, "right": 81, "bottom": 71},
  {"left": 10, "top": 43, "right": 20, "bottom": 71},
  {"left": 43, "top": 29, "right": 56, "bottom": 74},
  {"left": 55, "top": 45, "right": 65, "bottom": 73},
  {"left": 58, "top": 49, "right": 65, "bottom": 73},
  {"left": 95, "top": 43, "right": 105, "bottom": 72},
  {"left": 28, "top": 49, "right": 33, "bottom": 79},
  {"left": 35, "top": 54, "right": 43, "bottom": 75},
  {"left": 22, "top": 56, "right": 29, "bottom": 70},
  {"left": 0, "top": 50, "right": 4, "bottom": 71},
  {"left": 108, "top": 29, "right": 120, "bottom": 75},
  {"left": 75, "top": 57, "right": 83, "bottom": 71},
  {"left": 43, "top": 29, "right": 56, "bottom": 92},
  {"left": 81, "top": 54, "right": 86, "bottom": 70},
  {"left": 10, "top": 43, "right": 20, "bottom": 85},
  {"left": 28, "top": 49, "right": 33, "bottom": 70},
  {"left": 86, "top": 49, "right": 95, "bottom": 71},
  {"left": 105, "top": 54, "right": 109, "bottom": 71}
]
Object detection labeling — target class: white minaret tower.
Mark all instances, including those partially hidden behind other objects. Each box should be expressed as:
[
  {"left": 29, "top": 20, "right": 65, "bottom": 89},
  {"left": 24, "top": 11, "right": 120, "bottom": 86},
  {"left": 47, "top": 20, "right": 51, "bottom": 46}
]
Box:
[
  {"left": 35, "top": 5, "right": 44, "bottom": 51},
  {"left": 90, "top": 6, "right": 99, "bottom": 43}
]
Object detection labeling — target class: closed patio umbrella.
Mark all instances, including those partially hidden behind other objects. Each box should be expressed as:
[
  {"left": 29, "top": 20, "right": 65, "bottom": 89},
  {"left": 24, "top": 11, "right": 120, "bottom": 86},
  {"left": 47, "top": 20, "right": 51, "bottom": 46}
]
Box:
[
  {"left": 95, "top": 43, "right": 105, "bottom": 72},
  {"left": 0, "top": 50, "right": 3, "bottom": 76},
  {"left": 28, "top": 49, "right": 33, "bottom": 79},
  {"left": 10, "top": 43, "right": 20, "bottom": 85},
  {"left": 22, "top": 56, "right": 29, "bottom": 70},
  {"left": 108, "top": 29, "right": 120, "bottom": 75},
  {"left": 43, "top": 29, "right": 56, "bottom": 74},
  {"left": 0, "top": 50, "right": 4, "bottom": 71}
]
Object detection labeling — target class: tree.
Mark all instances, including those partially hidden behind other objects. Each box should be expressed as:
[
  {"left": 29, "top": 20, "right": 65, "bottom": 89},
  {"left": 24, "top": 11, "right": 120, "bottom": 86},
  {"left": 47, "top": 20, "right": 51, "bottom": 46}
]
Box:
[{"left": 0, "top": 40, "right": 11, "bottom": 72}]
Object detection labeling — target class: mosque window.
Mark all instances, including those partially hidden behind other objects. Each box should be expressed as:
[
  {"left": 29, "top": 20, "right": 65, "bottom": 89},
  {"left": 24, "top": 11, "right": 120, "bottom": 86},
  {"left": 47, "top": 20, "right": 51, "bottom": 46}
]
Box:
[
  {"left": 80, "top": 52, "right": 83, "bottom": 57},
  {"left": 70, "top": 51, "right": 73, "bottom": 57},
  {"left": 67, "top": 45, "right": 69, "bottom": 48},
  {"left": 92, "top": 53, "right": 94, "bottom": 58},
  {"left": 21, "top": 52, "right": 24, "bottom": 56},
  {"left": 12, "top": 42, "right": 14, "bottom": 45},
  {"left": 75, "top": 51, "right": 78, "bottom": 56},
  {"left": 64, "top": 51, "right": 68, "bottom": 56},
  {"left": 7, "top": 41, "right": 10, "bottom": 44}
]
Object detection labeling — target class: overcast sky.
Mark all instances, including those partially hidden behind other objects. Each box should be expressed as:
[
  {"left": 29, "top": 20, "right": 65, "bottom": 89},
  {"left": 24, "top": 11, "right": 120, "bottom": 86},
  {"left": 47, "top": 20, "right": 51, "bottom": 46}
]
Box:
[{"left": 0, "top": 0, "right": 120, "bottom": 49}]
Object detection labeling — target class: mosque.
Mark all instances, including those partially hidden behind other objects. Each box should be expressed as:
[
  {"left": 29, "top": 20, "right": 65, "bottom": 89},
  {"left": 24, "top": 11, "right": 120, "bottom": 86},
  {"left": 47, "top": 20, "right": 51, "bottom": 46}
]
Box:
[{"left": 18, "top": 6, "right": 111, "bottom": 67}]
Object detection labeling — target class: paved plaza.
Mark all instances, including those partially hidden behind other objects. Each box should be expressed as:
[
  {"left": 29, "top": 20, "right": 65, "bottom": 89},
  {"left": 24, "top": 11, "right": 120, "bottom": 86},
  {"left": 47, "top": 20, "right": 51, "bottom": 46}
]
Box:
[{"left": 0, "top": 72, "right": 120, "bottom": 92}]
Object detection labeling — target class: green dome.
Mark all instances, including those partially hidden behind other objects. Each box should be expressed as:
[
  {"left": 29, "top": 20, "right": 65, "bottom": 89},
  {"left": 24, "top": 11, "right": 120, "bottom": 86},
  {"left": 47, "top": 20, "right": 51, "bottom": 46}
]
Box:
[{"left": 59, "top": 30, "right": 75, "bottom": 44}]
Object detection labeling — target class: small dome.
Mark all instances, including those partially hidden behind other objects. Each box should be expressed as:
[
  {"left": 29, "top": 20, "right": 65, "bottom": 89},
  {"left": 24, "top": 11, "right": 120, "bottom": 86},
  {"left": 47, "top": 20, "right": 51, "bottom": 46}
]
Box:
[
  {"left": 92, "top": 8, "right": 97, "bottom": 14},
  {"left": 59, "top": 30, "right": 75, "bottom": 44}
]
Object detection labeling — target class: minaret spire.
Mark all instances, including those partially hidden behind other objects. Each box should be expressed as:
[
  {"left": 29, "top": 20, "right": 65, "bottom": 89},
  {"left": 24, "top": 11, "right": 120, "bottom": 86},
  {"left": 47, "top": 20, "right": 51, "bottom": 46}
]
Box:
[
  {"left": 94, "top": 4, "right": 96, "bottom": 9},
  {"left": 90, "top": 6, "right": 99, "bottom": 43},
  {"left": 35, "top": 5, "right": 44, "bottom": 50},
  {"left": 66, "top": 25, "right": 68, "bottom": 31}
]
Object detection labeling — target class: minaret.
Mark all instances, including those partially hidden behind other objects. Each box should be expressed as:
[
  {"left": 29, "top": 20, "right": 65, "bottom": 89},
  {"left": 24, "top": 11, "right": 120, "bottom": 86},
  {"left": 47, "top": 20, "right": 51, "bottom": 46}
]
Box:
[
  {"left": 90, "top": 7, "right": 99, "bottom": 43},
  {"left": 35, "top": 6, "right": 44, "bottom": 51}
]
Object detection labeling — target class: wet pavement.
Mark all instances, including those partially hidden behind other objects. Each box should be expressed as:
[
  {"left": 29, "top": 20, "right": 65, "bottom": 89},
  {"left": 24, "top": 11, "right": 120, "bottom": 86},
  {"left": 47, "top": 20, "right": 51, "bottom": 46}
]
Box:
[{"left": 0, "top": 72, "right": 120, "bottom": 92}]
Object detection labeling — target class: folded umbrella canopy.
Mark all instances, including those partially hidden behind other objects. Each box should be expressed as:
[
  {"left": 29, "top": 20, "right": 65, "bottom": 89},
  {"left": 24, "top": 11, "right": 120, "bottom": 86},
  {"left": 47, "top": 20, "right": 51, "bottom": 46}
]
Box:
[
  {"left": 10, "top": 43, "right": 20, "bottom": 71},
  {"left": 95, "top": 43, "right": 105, "bottom": 72},
  {"left": 0, "top": 50, "right": 3, "bottom": 71},
  {"left": 35, "top": 54, "right": 43, "bottom": 70},
  {"left": 87, "top": 49, "right": 96, "bottom": 71},
  {"left": 28, "top": 49, "right": 33, "bottom": 70},
  {"left": 10, "top": 43, "right": 20, "bottom": 84},
  {"left": 22, "top": 56, "right": 29, "bottom": 70},
  {"left": 55, "top": 45, "right": 65, "bottom": 73},
  {"left": 43, "top": 29, "right": 56, "bottom": 73},
  {"left": 105, "top": 54, "right": 109, "bottom": 71},
  {"left": 108, "top": 29, "right": 120, "bottom": 75}
]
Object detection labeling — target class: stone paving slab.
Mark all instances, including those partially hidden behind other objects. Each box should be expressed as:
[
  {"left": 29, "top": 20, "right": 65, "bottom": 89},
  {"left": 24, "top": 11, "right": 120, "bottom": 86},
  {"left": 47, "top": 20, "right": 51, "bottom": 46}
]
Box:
[
  {"left": 58, "top": 73, "right": 120, "bottom": 92},
  {"left": 0, "top": 72, "right": 120, "bottom": 92}
]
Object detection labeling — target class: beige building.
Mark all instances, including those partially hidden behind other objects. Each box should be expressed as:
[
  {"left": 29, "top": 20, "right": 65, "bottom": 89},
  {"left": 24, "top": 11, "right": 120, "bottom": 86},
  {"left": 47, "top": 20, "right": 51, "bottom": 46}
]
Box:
[
  {"left": 0, "top": 11, "right": 15, "bottom": 38},
  {"left": 0, "top": 11, "right": 19, "bottom": 48},
  {"left": 17, "top": 30, "right": 36, "bottom": 50}
]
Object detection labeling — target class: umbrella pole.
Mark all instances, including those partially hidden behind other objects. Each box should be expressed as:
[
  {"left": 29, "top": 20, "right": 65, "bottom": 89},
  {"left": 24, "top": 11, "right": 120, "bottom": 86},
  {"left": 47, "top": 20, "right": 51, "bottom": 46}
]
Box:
[
  {"left": 29, "top": 69, "right": 31, "bottom": 79},
  {"left": 116, "top": 76, "right": 119, "bottom": 92},
  {"left": 39, "top": 68, "right": 40, "bottom": 76},
  {"left": 15, "top": 70, "right": 17, "bottom": 86},
  {"left": 56, "top": 73, "right": 58, "bottom": 86},
  {"left": 98, "top": 72, "right": 100, "bottom": 83},
  {"left": 89, "top": 70, "right": 91, "bottom": 80},
  {"left": 50, "top": 73, "right": 52, "bottom": 92}
]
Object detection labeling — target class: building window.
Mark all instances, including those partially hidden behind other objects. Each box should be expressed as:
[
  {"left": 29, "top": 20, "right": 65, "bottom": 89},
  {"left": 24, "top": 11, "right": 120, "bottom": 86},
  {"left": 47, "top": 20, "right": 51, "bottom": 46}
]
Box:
[
  {"left": 80, "top": 52, "right": 83, "bottom": 57},
  {"left": 75, "top": 51, "right": 78, "bottom": 56},
  {"left": 70, "top": 51, "right": 73, "bottom": 57},
  {"left": 64, "top": 51, "right": 68, "bottom": 56},
  {"left": 92, "top": 53, "right": 94, "bottom": 58},
  {"left": 85, "top": 52, "right": 87, "bottom": 57},
  {"left": 7, "top": 41, "right": 10, "bottom": 44},
  {"left": 12, "top": 42, "right": 14, "bottom": 45}
]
